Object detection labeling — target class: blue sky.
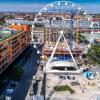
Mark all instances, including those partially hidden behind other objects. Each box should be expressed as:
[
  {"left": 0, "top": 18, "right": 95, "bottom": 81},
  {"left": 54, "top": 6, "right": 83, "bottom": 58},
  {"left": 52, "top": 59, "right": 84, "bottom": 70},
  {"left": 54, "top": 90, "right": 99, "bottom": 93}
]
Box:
[
  {"left": 0, "top": 0, "right": 100, "bottom": 13},
  {"left": 0, "top": 0, "right": 100, "bottom": 3}
]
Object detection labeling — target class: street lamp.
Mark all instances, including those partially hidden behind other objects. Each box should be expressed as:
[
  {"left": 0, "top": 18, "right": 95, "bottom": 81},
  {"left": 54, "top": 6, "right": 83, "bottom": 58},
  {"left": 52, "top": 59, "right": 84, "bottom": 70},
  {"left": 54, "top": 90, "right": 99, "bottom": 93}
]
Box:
[
  {"left": 37, "top": 60, "right": 40, "bottom": 64},
  {"left": 33, "top": 44, "right": 37, "bottom": 48},
  {"left": 37, "top": 50, "right": 40, "bottom": 54}
]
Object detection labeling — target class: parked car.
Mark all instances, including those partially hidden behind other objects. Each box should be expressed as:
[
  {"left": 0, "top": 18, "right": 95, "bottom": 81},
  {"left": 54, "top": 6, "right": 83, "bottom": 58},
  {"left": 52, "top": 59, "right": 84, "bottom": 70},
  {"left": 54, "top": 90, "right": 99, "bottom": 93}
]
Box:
[
  {"left": 67, "top": 75, "right": 71, "bottom": 79},
  {"left": 32, "top": 76, "right": 36, "bottom": 80},
  {"left": 29, "top": 89, "right": 34, "bottom": 96},
  {"left": 67, "top": 75, "right": 75, "bottom": 80},
  {"left": 5, "top": 88, "right": 14, "bottom": 100},
  {"left": 71, "top": 81, "right": 80, "bottom": 86},
  {"left": 59, "top": 75, "right": 66, "bottom": 80},
  {"left": 10, "top": 81, "right": 18, "bottom": 88}
]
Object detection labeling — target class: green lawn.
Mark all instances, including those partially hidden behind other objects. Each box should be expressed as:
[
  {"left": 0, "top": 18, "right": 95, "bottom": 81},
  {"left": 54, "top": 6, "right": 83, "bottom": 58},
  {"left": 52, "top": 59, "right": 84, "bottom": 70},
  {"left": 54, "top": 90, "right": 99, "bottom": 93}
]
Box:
[{"left": 54, "top": 85, "right": 74, "bottom": 94}]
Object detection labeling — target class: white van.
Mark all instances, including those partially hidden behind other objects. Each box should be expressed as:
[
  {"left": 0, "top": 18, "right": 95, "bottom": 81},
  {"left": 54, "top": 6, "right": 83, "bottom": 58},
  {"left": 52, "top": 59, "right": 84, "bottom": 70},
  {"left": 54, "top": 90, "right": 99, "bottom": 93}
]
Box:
[{"left": 5, "top": 88, "right": 14, "bottom": 100}]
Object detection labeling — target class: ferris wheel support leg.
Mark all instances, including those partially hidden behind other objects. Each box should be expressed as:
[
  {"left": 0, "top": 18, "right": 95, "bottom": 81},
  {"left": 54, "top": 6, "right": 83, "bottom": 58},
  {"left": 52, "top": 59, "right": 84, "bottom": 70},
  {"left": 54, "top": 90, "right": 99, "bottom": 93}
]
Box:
[
  {"left": 63, "top": 34, "right": 78, "bottom": 69},
  {"left": 46, "top": 32, "right": 63, "bottom": 71}
]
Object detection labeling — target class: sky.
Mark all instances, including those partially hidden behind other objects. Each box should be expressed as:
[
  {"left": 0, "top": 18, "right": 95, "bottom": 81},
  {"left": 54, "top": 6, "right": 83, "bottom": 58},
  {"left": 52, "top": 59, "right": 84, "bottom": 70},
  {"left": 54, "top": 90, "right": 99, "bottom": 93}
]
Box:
[{"left": 0, "top": 0, "right": 100, "bottom": 13}]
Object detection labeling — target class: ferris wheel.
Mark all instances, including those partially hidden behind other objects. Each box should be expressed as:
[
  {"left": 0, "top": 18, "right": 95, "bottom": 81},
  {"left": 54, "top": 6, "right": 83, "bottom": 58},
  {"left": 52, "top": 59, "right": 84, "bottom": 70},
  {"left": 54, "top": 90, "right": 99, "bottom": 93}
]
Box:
[
  {"left": 32, "top": 1, "right": 94, "bottom": 73},
  {"left": 32, "top": 1, "right": 94, "bottom": 44}
]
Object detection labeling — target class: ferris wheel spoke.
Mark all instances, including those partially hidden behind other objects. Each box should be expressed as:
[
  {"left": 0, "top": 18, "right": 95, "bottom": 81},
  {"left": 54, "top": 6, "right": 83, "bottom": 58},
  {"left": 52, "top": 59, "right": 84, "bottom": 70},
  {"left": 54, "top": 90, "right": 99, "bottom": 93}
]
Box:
[{"left": 31, "top": 1, "right": 93, "bottom": 73}]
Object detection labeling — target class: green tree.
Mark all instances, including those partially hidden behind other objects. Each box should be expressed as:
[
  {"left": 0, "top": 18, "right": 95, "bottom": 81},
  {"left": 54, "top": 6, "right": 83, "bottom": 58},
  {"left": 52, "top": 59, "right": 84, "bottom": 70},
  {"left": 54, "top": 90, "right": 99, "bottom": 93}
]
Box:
[
  {"left": 74, "top": 33, "right": 87, "bottom": 43},
  {"left": 0, "top": 18, "right": 5, "bottom": 25},
  {"left": 12, "top": 66, "right": 24, "bottom": 81},
  {"left": 87, "top": 45, "right": 100, "bottom": 64},
  {"left": 0, "top": 95, "right": 5, "bottom": 100}
]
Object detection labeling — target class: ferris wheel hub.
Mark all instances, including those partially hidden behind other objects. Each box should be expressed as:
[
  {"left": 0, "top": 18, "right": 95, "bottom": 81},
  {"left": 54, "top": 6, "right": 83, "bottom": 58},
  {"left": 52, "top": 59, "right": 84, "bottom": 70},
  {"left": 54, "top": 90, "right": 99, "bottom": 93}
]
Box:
[{"left": 60, "top": 30, "right": 63, "bottom": 35}]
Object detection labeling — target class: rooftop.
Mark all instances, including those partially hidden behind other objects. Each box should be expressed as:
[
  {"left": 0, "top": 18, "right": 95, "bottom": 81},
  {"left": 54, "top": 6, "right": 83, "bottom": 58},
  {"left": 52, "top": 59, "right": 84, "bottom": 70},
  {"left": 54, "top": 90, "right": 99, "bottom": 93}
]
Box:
[{"left": 0, "top": 27, "right": 22, "bottom": 41}]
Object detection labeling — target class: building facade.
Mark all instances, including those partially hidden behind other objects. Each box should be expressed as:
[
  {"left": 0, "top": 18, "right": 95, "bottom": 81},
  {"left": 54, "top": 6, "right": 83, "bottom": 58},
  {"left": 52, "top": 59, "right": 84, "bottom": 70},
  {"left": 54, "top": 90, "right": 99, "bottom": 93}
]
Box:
[{"left": 0, "top": 25, "right": 30, "bottom": 74}]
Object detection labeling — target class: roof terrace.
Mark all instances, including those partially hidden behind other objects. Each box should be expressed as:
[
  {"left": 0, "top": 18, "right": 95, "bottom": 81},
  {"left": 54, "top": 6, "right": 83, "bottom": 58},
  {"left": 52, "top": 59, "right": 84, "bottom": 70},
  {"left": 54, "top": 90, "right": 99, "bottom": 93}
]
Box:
[{"left": 0, "top": 28, "right": 22, "bottom": 42}]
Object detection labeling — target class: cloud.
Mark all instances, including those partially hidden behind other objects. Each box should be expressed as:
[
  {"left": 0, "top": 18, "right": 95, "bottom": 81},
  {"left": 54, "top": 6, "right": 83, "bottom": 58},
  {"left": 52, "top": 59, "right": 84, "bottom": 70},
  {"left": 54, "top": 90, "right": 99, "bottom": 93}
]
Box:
[{"left": 0, "top": 3, "right": 100, "bottom": 13}]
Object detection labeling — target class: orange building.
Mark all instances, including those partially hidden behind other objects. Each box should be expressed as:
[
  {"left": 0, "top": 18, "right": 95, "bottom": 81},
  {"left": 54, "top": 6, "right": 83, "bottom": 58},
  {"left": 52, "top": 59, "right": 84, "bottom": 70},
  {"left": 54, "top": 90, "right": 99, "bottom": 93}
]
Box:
[
  {"left": 9, "top": 24, "right": 30, "bottom": 32},
  {"left": 0, "top": 25, "right": 30, "bottom": 74}
]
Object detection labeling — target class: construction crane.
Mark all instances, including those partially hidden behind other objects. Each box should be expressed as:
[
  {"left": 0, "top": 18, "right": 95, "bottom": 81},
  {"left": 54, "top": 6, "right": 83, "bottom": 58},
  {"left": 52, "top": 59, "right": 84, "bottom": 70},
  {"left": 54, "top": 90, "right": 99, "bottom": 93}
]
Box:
[
  {"left": 75, "top": 16, "right": 80, "bottom": 48},
  {"left": 70, "top": 12, "right": 82, "bottom": 49},
  {"left": 69, "top": 11, "right": 75, "bottom": 51}
]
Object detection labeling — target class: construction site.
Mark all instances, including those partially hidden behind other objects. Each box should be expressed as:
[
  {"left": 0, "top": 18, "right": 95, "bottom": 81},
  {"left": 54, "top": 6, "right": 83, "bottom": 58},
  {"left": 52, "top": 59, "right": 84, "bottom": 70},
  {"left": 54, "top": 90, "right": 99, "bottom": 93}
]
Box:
[
  {"left": 32, "top": 1, "right": 94, "bottom": 73},
  {"left": 31, "top": 1, "right": 100, "bottom": 100},
  {"left": 0, "top": 1, "right": 100, "bottom": 100}
]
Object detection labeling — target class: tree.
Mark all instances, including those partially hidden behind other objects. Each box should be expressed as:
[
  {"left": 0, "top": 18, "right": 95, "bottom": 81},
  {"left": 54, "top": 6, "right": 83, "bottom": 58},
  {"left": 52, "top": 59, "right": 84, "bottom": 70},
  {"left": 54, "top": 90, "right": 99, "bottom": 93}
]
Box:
[
  {"left": 0, "top": 17, "right": 5, "bottom": 25},
  {"left": 87, "top": 45, "right": 100, "bottom": 64},
  {"left": 11, "top": 66, "right": 24, "bottom": 81},
  {"left": 0, "top": 95, "right": 5, "bottom": 100},
  {"left": 74, "top": 33, "right": 88, "bottom": 43}
]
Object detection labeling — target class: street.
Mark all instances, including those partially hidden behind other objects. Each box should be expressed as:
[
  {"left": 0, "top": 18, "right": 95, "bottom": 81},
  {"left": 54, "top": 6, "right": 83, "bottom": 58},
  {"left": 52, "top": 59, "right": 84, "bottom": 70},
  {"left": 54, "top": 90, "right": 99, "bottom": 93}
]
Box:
[{"left": 12, "top": 46, "right": 40, "bottom": 100}]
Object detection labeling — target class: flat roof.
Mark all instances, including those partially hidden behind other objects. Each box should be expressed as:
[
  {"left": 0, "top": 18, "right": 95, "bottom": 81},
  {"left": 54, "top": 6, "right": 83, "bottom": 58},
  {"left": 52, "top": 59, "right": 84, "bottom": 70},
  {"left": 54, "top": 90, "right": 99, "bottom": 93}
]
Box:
[
  {"left": 95, "top": 39, "right": 100, "bottom": 42},
  {"left": 0, "top": 29, "right": 22, "bottom": 42}
]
